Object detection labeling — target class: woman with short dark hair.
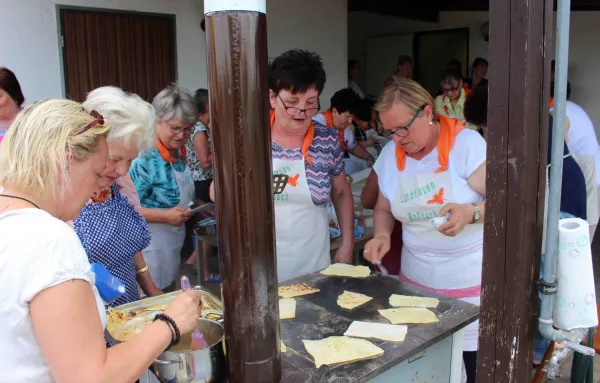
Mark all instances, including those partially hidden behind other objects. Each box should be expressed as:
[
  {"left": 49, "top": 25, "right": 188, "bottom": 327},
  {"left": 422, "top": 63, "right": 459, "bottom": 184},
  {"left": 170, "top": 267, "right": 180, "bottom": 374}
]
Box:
[
  {"left": 269, "top": 50, "right": 355, "bottom": 280},
  {"left": 0, "top": 67, "right": 25, "bottom": 144}
]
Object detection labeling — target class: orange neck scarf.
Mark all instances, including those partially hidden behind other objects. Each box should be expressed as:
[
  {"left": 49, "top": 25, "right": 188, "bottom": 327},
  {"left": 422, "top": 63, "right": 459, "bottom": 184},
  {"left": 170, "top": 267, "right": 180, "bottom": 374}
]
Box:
[
  {"left": 549, "top": 97, "right": 555, "bottom": 109},
  {"left": 322, "top": 109, "right": 346, "bottom": 150},
  {"left": 270, "top": 109, "right": 313, "bottom": 166},
  {"left": 157, "top": 139, "right": 186, "bottom": 163},
  {"left": 353, "top": 117, "right": 369, "bottom": 132},
  {"left": 395, "top": 115, "right": 464, "bottom": 173}
]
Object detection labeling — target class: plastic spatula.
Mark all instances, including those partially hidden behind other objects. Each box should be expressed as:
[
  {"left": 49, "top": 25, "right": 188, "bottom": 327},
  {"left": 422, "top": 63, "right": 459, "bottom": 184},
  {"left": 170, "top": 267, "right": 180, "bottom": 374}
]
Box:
[{"left": 180, "top": 276, "right": 209, "bottom": 351}]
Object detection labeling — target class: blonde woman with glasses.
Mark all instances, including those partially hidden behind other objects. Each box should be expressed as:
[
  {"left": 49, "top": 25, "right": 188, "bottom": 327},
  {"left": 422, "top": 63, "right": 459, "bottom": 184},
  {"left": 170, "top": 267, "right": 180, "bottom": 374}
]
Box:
[
  {"left": 0, "top": 100, "right": 201, "bottom": 383},
  {"left": 364, "top": 79, "right": 486, "bottom": 383}
]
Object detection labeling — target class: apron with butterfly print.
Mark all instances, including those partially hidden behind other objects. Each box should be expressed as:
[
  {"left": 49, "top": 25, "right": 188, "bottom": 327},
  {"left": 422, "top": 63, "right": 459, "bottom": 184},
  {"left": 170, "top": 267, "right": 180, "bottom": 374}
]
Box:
[{"left": 391, "top": 117, "right": 484, "bottom": 351}]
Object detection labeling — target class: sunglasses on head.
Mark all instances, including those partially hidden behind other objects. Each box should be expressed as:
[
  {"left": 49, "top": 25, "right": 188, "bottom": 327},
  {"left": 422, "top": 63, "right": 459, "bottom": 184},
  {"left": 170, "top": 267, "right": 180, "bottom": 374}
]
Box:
[{"left": 74, "top": 110, "right": 104, "bottom": 136}]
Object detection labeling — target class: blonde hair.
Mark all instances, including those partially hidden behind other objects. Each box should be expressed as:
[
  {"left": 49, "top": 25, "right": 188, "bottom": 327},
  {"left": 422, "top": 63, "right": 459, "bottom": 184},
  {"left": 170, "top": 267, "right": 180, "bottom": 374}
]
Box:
[
  {"left": 84, "top": 86, "right": 156, "bottom": 151},
  {"left": 375, "top": 78, "right": 436, "bottom": 116},
  {"left": 0, "top": 99, "right": 110, "bottom": 199}
]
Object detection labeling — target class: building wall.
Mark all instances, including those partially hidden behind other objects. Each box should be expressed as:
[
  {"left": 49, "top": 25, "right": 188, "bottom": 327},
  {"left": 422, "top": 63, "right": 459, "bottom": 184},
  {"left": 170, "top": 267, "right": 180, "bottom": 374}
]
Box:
[
  {"left": 349, "top": 10, "right": 600, "bottom": 136},
  {"left": 0, "top": 0, "right": 347, "bottom": 108}
]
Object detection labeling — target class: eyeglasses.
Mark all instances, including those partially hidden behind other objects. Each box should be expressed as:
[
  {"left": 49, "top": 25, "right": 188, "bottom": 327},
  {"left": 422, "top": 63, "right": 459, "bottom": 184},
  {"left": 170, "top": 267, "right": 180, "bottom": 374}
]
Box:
[
  {"left": 441, "top": 83, "right": 462, "bottom": 93},
  {"left": 166, "top": 122, "right": 193, "bottom": 135},
  {"left": 74, "top": 110, "right": 104, "bottom": 136},
  {"left": 382, "top": 105, "right": 425, "bottom": 138},
  {"left": 278, "top": 95, "right": 320, "bottom": 117}
]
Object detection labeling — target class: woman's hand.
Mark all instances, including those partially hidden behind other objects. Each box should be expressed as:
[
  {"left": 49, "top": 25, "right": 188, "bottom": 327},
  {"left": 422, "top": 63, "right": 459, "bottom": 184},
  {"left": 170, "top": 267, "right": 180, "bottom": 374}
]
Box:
[
  {"left": 334, "top": 242, "right": 353, "bottom": 264},
  {"left": 164, "top": 290, "right": 203, "bottom": 335},
  {"left": 363, "top": 235, "right": 391, "bottom": 263},
  {"left": 167, "top": 206, "right": 192, "bottom": 226},
  {"left": 438, "top": 203, "right": 473, "bottom": 237}
]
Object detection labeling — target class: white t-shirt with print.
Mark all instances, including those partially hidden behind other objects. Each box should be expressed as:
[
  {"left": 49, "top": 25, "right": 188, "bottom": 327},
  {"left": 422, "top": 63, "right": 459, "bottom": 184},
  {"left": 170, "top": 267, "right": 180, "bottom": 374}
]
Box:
[
  {"left": 0, "top": 209, "right": 106, "bottom": 383},
  {"left": 373, "top": 129, "right": 486, "bottom": 248}
]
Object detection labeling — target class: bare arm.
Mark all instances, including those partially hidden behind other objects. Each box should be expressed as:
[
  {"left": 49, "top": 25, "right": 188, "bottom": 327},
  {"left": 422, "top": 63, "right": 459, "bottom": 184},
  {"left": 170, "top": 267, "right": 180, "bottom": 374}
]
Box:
[
  {"left": 466, "top": 162, "right": 486, "bottom": 224},
  {"left": 141, "top": 207, "right": 191, "bottom": 226},
  {"left": 438, "top": 162, "right": 486, "bottom": 235},
  {"left": 363, "top": 190, "right": 395, "bottom": 263},
  {"left": 31, "top": 280, "right": 174, "bottom": 383},
  {"left": 331, "top": 173, "right": 355, "bottom": 262},
  {"left": 193, "top": 131, "right": 213, "bottom": 169},
  {"left": 134, "top": 252, "right": 163, "bottom": 297},
  {"left": 373, "top": 190, "right": 395, "bottom": 240},
  {"left": 140, "top": 207, "right": 171, "bottom": 224},
  {"left": 348, "top": 144, "right": 375, "bottom": 166},
  {"left": 360, "top": 172, "right": 380, "bottom": 210}
]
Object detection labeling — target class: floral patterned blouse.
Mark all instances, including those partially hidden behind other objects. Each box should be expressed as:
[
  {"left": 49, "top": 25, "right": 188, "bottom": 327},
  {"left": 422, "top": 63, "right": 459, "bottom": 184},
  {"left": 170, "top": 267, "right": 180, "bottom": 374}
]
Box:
[{"left": 185, "top": 122, "right": 213, "bottom": 181}]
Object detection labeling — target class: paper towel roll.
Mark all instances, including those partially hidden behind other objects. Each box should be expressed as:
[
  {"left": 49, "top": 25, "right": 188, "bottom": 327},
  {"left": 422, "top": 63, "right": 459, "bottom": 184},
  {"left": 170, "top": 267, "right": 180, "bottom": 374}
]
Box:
[{"left": 553, "top": 218, "right": 598, "bottom": 330}]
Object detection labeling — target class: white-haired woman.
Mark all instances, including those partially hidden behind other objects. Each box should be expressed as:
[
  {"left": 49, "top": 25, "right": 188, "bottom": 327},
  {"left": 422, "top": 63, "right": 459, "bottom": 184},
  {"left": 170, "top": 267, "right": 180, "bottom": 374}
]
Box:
[
  {"left": 130, "top": 85, "right": 197, "bottom": 290},
  {"left": 0, "top": 100, "right": 201, "bottom": 382},
  {"left": 73, "top": 86, "right": 162, "bottom": 307}
]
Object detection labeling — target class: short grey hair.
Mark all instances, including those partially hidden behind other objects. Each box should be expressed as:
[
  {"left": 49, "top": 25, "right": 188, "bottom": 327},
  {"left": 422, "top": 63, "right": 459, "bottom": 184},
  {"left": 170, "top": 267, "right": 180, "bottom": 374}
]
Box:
[
  {"left": 152, "top": 84, "right": 198, "bottom": 126},
  {"left": 84, "top": 86, "right": 156, "bottom": 151}
]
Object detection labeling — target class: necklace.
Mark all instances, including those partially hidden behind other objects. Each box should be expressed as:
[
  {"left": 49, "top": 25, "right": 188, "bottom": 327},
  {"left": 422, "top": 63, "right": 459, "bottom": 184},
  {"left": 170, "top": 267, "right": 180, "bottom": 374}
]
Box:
[{"left": 0, "top": 194, "right": 41, "bottom": 209}]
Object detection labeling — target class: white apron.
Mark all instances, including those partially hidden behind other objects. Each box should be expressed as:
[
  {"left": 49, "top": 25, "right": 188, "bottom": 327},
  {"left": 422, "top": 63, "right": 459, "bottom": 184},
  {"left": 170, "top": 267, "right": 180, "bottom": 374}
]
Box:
[
  {"left": 570, "top": 152, "right": 599, "bottom": 229},
  {"left": 273, "top": 156, "right": 330, "bottom": 282},
  {"left": 392, "top": 168, "right": 483, "bottom": 351},
  {"left": 143, "top": 164, "right": 195, "bottom": 289}
]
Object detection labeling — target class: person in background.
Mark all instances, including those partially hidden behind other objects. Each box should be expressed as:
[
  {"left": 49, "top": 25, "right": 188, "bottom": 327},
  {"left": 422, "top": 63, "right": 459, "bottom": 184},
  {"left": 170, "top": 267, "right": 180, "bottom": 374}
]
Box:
[
  {"left": 434, "top": 69, "right": 472, "bottom": 126},
  {"left": 364, "top": 79, "right": 487, "bottom": 382},
  {"left": 463, "top": 84, "right": 488, "bottom": 139},
  {"left": 313, "top": 88, "right": 375, "bottom": 175},
  {"left": 384, "top": 55, "right": 414, "bottom": 87},
  {"left": 184, "top": 88, "right": 219, "bottom": 282},
  {"left": 352, "top": 98, "right": 377, "bottom": 145},
  {"left": 348, "top": 60, "right": 365, "bottom": 99},
  {"left": 73, "top": 86, "right": 162, "bottom": 308},
  {"left": 269, "top": 49, "right": 354, "bottom": 281},
  {"left": 0, "top": 67, "right": 24, "bottom": 144},
  {"left": 466, "top": 58, "right": 489, "bottom": 90},
  {"left": 129, "top": 84, "right": 197, "bottom": 291},
  {"left": 0, "top": 99, "right": 201, "bottom": 382},
  {"left": 549, "top": 81, "right": 599, "bottom": 240}
]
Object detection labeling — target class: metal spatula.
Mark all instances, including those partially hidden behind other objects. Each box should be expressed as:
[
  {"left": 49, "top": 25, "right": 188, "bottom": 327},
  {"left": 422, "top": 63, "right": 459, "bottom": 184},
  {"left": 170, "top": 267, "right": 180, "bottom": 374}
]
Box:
[{"left": 180, "top": 276, "right": 209, "bottom": 351}]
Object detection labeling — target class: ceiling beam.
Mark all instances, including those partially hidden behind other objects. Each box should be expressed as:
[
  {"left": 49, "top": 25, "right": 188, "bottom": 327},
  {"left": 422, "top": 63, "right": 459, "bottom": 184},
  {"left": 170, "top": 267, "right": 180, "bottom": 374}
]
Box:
[
  {"left": 348, "top": 0, "right": 440, "bottom": 22},
  {"left": 349, "top": 0, "right": 600, "bottom": 13}
]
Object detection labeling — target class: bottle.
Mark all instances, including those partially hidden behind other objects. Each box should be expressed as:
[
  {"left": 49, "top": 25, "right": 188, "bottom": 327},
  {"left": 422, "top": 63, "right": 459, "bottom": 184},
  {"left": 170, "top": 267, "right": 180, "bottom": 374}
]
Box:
[{"left": 91, "top": 263, "right": 126, "bottom": 304}]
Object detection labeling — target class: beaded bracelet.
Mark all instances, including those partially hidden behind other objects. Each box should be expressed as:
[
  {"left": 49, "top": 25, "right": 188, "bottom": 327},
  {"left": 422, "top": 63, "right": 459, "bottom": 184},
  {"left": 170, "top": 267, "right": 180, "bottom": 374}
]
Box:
[{"left": 153, "top": 313, "right": 181, "bottom": 348}]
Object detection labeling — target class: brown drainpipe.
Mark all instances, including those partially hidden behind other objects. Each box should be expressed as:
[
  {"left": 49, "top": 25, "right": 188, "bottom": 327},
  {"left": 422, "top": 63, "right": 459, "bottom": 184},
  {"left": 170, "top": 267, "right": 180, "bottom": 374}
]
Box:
[{"left": 204, "top": 1, "right": 282, "bottom": 382}]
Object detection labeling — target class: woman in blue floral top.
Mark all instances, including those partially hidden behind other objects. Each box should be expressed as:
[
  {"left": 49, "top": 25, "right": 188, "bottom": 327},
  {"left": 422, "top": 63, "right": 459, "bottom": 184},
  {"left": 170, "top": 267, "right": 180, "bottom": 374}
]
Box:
[{"left": 129, "top": 85, "right": 197, "bottom": 290}]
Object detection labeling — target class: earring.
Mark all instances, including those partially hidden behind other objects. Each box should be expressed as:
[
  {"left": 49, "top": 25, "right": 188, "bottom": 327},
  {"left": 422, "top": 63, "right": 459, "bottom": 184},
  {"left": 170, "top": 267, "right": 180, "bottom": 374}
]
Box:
[{"left": 428, "top": 121, "right": 433, "bottom": 126}]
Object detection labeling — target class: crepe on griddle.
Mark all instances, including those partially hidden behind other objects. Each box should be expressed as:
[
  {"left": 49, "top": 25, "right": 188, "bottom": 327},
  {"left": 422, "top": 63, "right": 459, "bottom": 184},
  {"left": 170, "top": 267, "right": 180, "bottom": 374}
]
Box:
[{"left": 278, "top": 283, "right": 320, "bottom": 299}]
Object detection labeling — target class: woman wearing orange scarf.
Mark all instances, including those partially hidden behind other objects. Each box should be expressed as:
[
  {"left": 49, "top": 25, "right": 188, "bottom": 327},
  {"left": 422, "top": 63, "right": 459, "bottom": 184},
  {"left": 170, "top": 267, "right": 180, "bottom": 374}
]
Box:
[
  {"left": 129, "top": 85, "right": 197, "bottom": 290},
  {"left": 312, "top": 88, "right": 375, "bottom": 175},
  {"left": 364, "top": 79, "right": 487, "bottom": 383}
]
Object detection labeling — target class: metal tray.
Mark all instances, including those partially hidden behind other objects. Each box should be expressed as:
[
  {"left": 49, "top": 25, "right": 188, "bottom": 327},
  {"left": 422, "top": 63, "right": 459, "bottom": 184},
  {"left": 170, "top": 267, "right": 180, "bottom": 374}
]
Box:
[{"left": 105, "top": 286, "right": 223, "bottom": 346}]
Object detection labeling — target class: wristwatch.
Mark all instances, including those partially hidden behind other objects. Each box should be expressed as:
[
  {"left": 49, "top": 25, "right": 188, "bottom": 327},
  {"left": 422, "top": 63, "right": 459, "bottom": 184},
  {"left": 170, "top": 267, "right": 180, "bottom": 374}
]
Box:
[{"left": 471, "top": 203, "right": 481, "bottom": 224}]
